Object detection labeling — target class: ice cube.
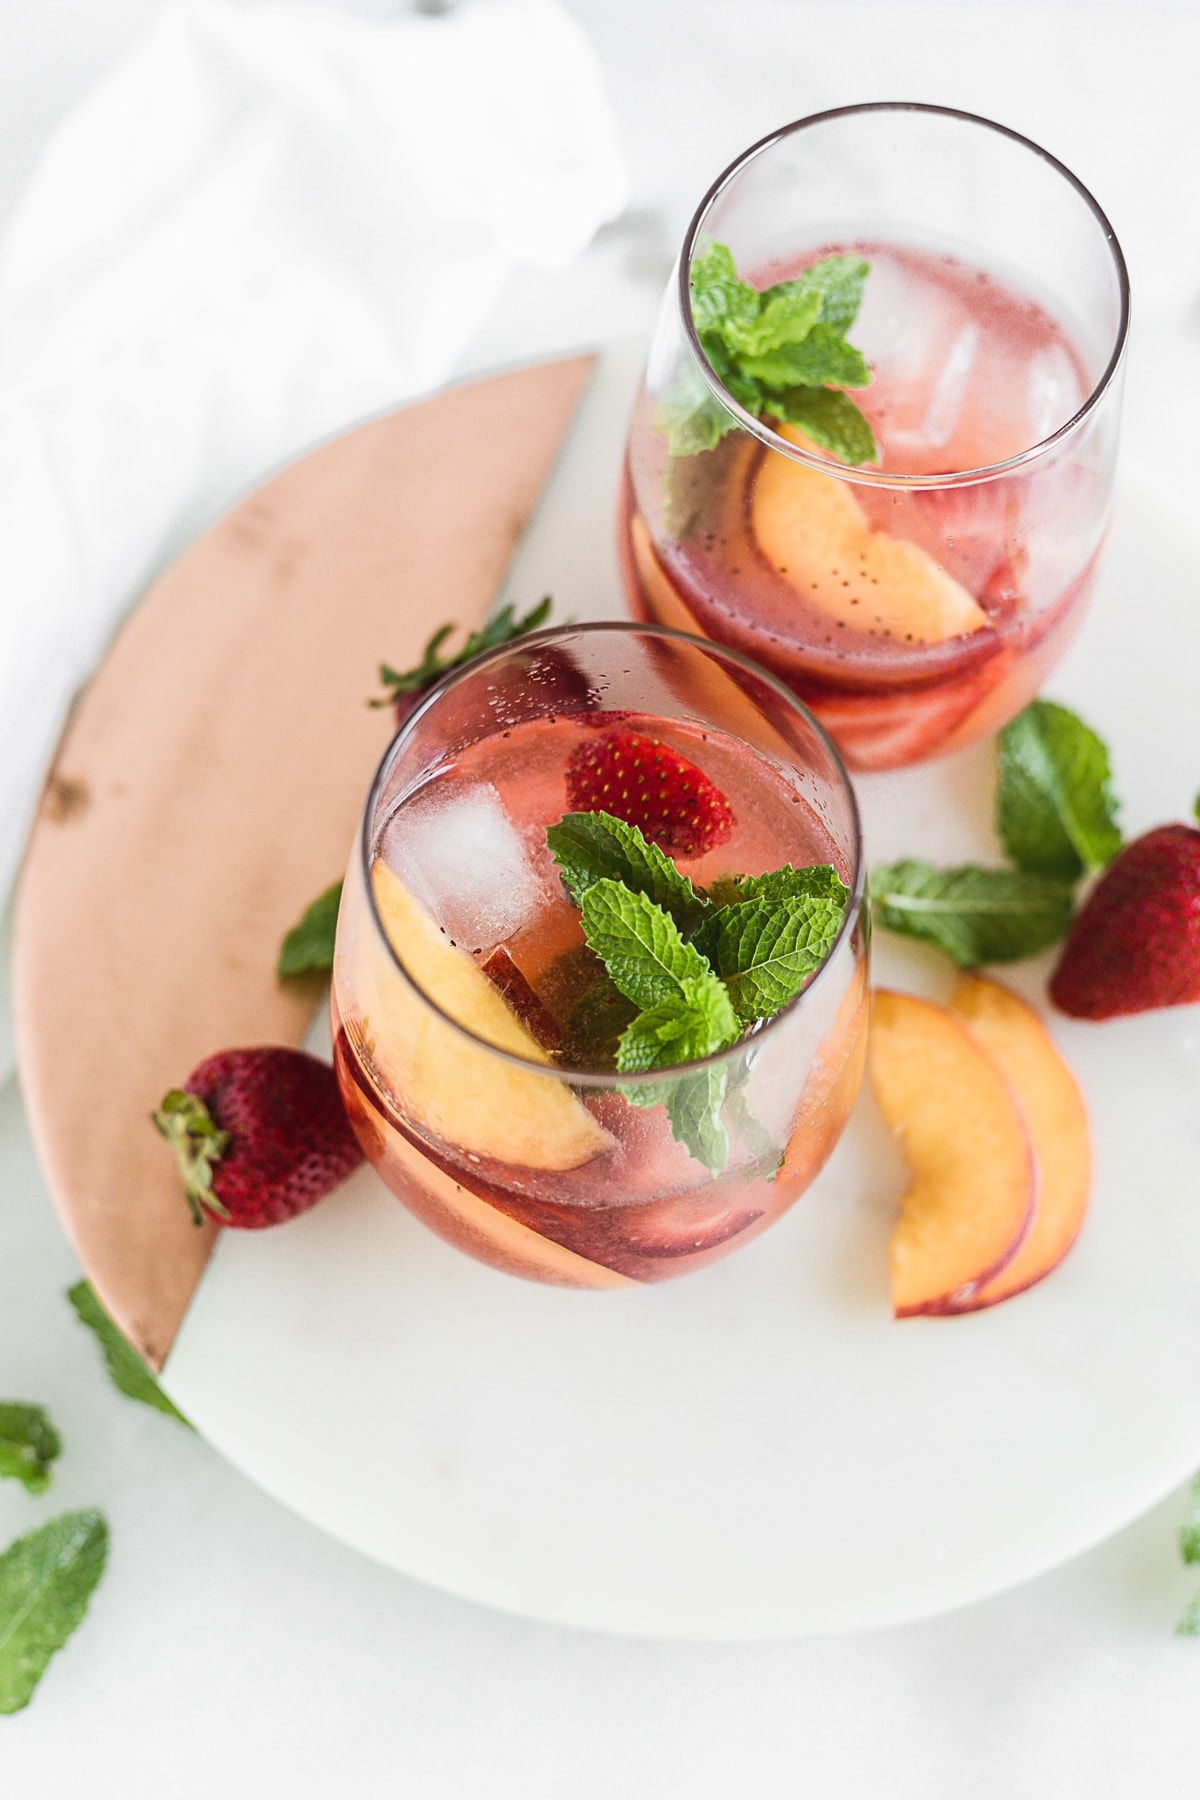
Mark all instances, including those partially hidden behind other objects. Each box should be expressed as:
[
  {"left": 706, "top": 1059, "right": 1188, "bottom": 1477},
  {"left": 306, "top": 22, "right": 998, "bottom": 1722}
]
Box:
[
  {"left": 380, "top": 782, "right": 550, "bottom": 952},
  {"left": 1027, "top": 340, "right": 1086, "bottom": 444},
  {"left": 921, "top": 323, "right": 979, "bottom": 448}
]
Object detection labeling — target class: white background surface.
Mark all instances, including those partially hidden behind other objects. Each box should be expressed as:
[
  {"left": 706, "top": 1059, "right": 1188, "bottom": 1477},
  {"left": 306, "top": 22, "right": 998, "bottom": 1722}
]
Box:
[{"left": 5, "top": 0, "right": 1200, "bottom": 1792}]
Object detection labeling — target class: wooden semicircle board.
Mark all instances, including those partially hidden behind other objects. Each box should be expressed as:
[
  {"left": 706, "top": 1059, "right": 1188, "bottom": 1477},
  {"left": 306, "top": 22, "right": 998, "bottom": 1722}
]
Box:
[{"left": 12, "top": 356, "right": 595, "bottom": 1370}]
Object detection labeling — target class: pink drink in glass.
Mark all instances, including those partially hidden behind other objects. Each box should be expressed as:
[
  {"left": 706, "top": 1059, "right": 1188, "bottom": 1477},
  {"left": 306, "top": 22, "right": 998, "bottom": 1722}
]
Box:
[{"left": 331, "top": 625, "right": 867, "bottom": 1287}]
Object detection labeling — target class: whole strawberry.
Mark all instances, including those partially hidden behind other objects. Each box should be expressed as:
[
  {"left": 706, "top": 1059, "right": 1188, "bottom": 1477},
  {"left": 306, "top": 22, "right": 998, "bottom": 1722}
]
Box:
[
  {"left": 1049, "top": 800, "right": 1200, "bottom": 1020},
  {"left": 566, "top": 728, "right": 735, "bottom": 857},
  {"left": 153, "top": 1047, "right": 363, "bottom": 1227}
]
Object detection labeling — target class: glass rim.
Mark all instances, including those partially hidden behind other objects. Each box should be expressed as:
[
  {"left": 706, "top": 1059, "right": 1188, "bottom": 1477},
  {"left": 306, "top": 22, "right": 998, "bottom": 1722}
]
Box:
[
  {"left": 359, "top": 619, "right": 865, "bottom": 1089},
  {"left": 678, "top": 100, "right": 1131, "bottom": 491}
]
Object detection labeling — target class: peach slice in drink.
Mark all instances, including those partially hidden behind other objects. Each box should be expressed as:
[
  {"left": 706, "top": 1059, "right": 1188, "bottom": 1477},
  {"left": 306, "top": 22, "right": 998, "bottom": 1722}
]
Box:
[{"left": 751, "top": 427, "right": 990, "bottom": 644}]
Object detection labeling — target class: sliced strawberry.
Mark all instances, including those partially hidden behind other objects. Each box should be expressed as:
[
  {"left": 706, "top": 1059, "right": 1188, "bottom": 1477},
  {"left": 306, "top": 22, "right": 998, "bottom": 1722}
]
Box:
[
  {"left": 1049, "top": 818, "right": 1200, "bottom": 1020},
  {"left": 153, "top": 1046, "right": 363, "bottom": 1228},
  {"left": 565, "top": 728, "right": 734, "bottom": 856},
  {"left": 481, "top": 947, "right": 563, "bottom": 1052}
]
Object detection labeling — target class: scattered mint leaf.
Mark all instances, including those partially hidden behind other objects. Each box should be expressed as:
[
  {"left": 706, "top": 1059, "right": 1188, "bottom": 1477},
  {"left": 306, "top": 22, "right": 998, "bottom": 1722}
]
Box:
[
  {"left": 67, "top": 1282, "right": 191, "bottom": 1427},
  {"left": 695, "top": 895, "right": 845, "bottom": 1022},
  {"left": 0, "top": 1511, "right": 108, "bottom": 1714},
  {"left": 1179, "top": 1473, "right": 1200, "bottom": 1566},
  {"left": 0, "top": 1405, "right": 61, "bottom": 1496},
  {"left": 1177, "top": 1593, "right": 1200, "bottom": 1637},
  {"left": 547, "top": 812, "right": 710, "bottom": 933},
  {"left": 996, "top": 700, "right": 1122, "bottom": 878},
  {"left": 371, "top": 597, "right": 552, "bottom": 710},
  {"left": 579, "top": 881, "right": 714, "bottom": 1013},
  {"left": 277, "top": 880, "right": 342, "bottom": 977},
  {"left": 627, "top": 1063, "right": 732, "bottom": 1173},
  {"left": 663, "top": 241, "right": 877, "bottom": 464},
  {"left": 615, "top": 976, "right": 738, "bottom": 1074},
  {"left": 870, "top": 861, "right": 1075, "bottom": 966}
]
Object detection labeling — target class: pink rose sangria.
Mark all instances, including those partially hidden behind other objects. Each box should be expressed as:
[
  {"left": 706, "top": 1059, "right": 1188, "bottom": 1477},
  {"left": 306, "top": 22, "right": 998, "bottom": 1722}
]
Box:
[
  {"left": 621, "top": 105, "right": 1129, "bottom": 770},
  {"left": 331, "top": 623, "right": 867, "bottom": 1287}
]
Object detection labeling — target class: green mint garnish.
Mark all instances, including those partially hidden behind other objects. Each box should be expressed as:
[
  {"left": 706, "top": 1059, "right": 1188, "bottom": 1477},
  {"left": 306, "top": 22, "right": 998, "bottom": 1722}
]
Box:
[
  {"left": 67, "top": 1282, "right": 191, "bottom": 1426},
  {"left": 0, "top": 1511, "right": 108, "bottom": 1714},
  {"left": 551, "top": 813, "right": 848, "bottom": 1169},
  {"left": 870, "top": 861, "right": 1076, "bottom": 967},
  {"left": 996, "top": 700, "right": 1122, "bottom": 879},
  {"left": 616, "top": 979, "right": 739, "bottom": 1075},
  {"left": 371, "top": 597, "right": 552, "bottom": 710},
  {"left": 277, "top": 879, "right": 343, "bottom": 977},
  {"left": 628, "top": 1064, "right": 733, "bottom": 1173},
  {"left": 547, "top": 812, "right": 710, "bottom": 934},
  {"left": 0, "top": 1405, "right": 61, "bottom": 1496},
  {"left": 579, "top": 881, "right": 722, "bottom": 1014},
  {"left": 663, "top": 241, "right": 877, "bottom": 465},
  {"left": 693, "top": 894, "right": 846, "bottom": 1023}
]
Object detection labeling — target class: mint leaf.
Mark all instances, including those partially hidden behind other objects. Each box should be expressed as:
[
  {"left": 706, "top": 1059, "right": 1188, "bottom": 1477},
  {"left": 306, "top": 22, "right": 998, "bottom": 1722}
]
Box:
[
  {"left": 0, "top": 1511, "right": 108, "bottom": 1714},
  {"left": 739, "top": 325, "right": 870, "bottom": 392},
  {"left": 579, "top": 881, "right": 714, "bottom": 1012},
  {"left": 277, "top": 880, "right": 342, "bottom": 977},
  {"left": 1177, "top": 1592, "right": 1200, "bottom": 1637},
  {"left": 616, "top": 976, "right": 738, "bottom": 1073},
  {"left": 67, "top": 1282, "right": 191, "bottom": 1426},
  {"left": 696, "top": 896, "right": 845, "bottom": 1022},
  {"left": 721, "top": 863, "right": 848, "bottom": 909},
  {"left": 372, "top": 597, "right": 552, "bottom": 709},
  {"left": 0, "top": 1405, "right": 61, "bottom": 1496},
  {"left": 1179, "top": 1473, "right": 1200, "bottom": 1566},
  {"left": 669, "top": 241, "right": 877, "bottom": 465},
  {"left": 547, "top": 812, "right": 709, "bottom": 933},
  {"left": 627, "top": 1063, "right": 731, "bottom": 1172},
  {"left": 870, "top": 861, "right": 1075, "bottom": 966},
  {"left": 996, "top": 700, "right": 1122, "bottom": 878},
  {"left": 763, "top": 384, "right": 878, "bottom": 465}
]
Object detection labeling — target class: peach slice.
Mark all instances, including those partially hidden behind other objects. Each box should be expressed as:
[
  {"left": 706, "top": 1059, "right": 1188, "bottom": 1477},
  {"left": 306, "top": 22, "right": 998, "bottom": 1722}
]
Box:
[
  {"left": 868, "top": 990, "right": 1036, "bottom": 1317},
  {"left": 945, "top": 974, "right": 1090, "bottom": 1309},
  {"left": 752, "top": 425, "right": 990, "bottom": 643},
  {"left": 366, "top": 861, "right": 611, "bottom": 1172}
]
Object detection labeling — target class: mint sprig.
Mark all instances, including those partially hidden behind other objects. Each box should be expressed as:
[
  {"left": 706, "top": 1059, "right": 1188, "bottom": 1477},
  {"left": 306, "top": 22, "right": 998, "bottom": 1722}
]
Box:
[
  {"left": 663, "top": 241, "right": 877, "bottom": 465},
  {"left": 996, "top": 700, "right": 1122, "bottom": 878},
  {"left": 0, "top": 1405, "right": 61, "bottom": 1496},
  {"left": 553, "top": 814, "right": 848, "bottom": 1168},
  {"left": 0, "top": 1511, "right": 108, "bottom": 1714},
  {"left": 371, "top": 597, "right": 552, "bottom": 711}
]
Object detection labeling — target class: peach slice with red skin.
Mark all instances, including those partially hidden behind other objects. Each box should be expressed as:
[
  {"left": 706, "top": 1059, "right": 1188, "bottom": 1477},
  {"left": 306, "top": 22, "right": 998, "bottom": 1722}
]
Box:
[
  {"left": 365, "top": 861, "right": 611, "bottom": 1173},
  {"left": 868, "top": 989, "right": 1036, "bottom": 1317},
  {"left": 942, "top": 974, "right": 1090, "bottom": 1310},
  {"left": 752, "top": 425, "right": 991, "bottom": 644}
]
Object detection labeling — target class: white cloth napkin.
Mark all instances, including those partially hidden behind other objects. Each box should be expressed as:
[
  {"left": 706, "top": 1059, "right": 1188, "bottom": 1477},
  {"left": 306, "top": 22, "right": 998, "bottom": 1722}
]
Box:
[{"left": 0, "top": 0, "right": 626, "bottom": 983}]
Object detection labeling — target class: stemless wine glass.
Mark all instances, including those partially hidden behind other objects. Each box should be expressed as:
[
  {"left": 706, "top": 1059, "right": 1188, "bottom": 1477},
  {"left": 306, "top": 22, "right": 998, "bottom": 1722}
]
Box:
[
  {"left": 620, "top": 103, "right": 1129, "bottom": 770},
  {"left": 331, "top": 622, "right": 867, "bottom": 1288}
]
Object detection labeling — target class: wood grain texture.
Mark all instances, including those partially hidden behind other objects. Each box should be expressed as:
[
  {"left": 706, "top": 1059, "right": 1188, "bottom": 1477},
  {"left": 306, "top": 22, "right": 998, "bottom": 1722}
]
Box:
[{"left": 12, "top": 356, "right": 595, "bottom": 1368}]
